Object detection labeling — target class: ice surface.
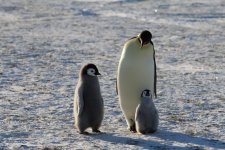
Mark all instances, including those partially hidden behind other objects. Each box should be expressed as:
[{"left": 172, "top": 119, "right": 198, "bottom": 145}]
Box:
[{"left": 0, "top": 0, "right": 225, "bottom": 149}]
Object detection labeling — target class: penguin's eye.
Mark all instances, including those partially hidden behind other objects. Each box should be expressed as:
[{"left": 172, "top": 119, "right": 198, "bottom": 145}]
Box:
[
  {"left": 142, "top": 90, "right": 151, "bottom": 98},
  {"left": 141, "top": 91, "right": 147, "bottom": 97},
  {"left": 143, "top": 91, "right": 147, "bottom": 96},
  {"left": 87, "top": 68, "right": 96, "bottom": 76}
]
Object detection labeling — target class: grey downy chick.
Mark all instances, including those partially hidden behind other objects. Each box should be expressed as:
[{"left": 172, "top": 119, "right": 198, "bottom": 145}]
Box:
[
  {"left": 74, "top": 63, "right": 104, "bottom": 134},
  {"left": 135, "top": 89, "right": 159, "bottom": 134}
]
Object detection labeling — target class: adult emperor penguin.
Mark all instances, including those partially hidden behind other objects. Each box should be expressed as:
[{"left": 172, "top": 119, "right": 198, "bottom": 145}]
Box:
[
  {"left": 135, "top": 89, "right": 159, "bottom": 134},
  {"left": 74, "top": 63, "right": 104, "bottom": 134},
  {"left": 117, "top": 30, "right": 157, "bottom": 132}
]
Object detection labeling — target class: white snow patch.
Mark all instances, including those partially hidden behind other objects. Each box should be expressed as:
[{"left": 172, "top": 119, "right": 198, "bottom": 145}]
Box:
[{"left": 0, "top": 12, "right": 19, "bottom": 22}]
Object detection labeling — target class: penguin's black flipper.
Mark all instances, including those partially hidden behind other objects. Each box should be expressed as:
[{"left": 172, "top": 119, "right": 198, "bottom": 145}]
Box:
[{"left": 153, "top": 46, "right": 157, "bottom": 98}]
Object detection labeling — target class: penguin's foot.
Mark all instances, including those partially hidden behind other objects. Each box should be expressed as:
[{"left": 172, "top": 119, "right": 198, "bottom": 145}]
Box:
[
  {"left": 92, "top": 129, "right": 101, "bottom": 133},
  {"left": 129, "top": 124, "right": 136, "bottom": 133},
  {"left": 139, "top": 130, "right": 147, "bottom": 135},
  {"left": 148, "top": 129, "right": 157, "bottom": 133},
  {"left": 79, "top": 131, "right": 90, "bottom": 135}
]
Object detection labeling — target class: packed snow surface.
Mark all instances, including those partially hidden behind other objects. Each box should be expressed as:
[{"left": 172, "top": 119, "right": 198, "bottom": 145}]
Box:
[{"left": 0, "top": 0, "right": 225, "bottom": 149}]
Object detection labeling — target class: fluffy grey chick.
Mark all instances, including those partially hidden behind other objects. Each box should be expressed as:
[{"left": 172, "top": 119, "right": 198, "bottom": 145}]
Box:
[
  {"left": 74, "top": 63, "right": 104, "bottom": 134},
  {"left": 135, "top": 89, "right": 159, "bottom": 134}
]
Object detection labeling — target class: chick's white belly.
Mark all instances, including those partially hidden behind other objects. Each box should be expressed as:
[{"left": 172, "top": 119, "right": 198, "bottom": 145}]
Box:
[{"left": 118, "top": 62, "right": 155, "bottom": 117}]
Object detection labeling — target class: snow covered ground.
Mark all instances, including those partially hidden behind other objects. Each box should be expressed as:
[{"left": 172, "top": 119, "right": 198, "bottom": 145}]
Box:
[{"left": 0, "top": 0, "right": 225, "bottom": 149}]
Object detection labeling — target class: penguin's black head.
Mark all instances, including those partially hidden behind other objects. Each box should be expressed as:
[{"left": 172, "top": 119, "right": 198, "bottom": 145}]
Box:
[
  {"left": 139, "top": 30, "right": 152, "bottom": 48},
  {"left": 141, "top": 89, "right": 152, "bottom": 98},
  {"left": 81, "top": 63, "right": 101, "bottom": 76}
]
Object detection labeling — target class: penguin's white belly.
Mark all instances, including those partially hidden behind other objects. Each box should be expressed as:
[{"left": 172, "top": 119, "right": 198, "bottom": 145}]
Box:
[{"left": 118, "top": 58, "right": 155, "bottom": 118}]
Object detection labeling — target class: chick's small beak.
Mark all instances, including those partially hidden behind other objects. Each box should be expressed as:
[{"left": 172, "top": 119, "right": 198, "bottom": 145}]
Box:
[{"left": 95, "top": 72, "right": 101, "bottom": 75}]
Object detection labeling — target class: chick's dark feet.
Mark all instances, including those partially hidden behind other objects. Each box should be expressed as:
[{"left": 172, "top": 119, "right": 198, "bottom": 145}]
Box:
[
  {"left": 92, "top": 129, "right": 101, "bottom": 133},
  {"left": 79, "top": 131, "right": 90, "bottom": 135}
]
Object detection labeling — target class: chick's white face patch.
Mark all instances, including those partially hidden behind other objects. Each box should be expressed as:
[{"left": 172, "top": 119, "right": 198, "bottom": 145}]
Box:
[
  {"left": 87, "top": 68, "right": 96, "bottom": 76},
  {"left": 142, "top": 91, "right": 148, "bottom": 97},
  {"left": 141, "top": 90, "right": 152, "bottom": 98}
]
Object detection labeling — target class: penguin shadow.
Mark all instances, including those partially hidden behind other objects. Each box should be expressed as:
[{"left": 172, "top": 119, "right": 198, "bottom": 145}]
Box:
[
  {"left": 151, "top": 129, "right": 225, "bottom": 149},
  {"left": 93, "top": 132, "right": 187, "bottom": 149},
  {"left": 114, "top": 0, "right": 147, "bottom": 4},
  {"left": 92, "top": 130, "right": 225, "bottom": 149}
]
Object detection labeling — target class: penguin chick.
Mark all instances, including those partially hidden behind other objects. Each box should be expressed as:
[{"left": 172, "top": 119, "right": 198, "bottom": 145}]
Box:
[
  {"left": 74, "top": 63, "right": 104, "bottom": 134},
  {"left": 135, "top": 89, "right": 158, "bottom": 134}
]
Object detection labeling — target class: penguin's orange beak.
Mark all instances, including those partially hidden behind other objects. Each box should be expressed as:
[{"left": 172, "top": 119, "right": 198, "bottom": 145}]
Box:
[
  {"left": 141, "top": 40, "right": 144, "bottom": 48},
  {"left": 138, "top": 38, "right": 144, "bottom": 48}
]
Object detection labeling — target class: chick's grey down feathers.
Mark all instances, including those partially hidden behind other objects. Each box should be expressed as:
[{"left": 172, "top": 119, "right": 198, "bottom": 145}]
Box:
[
  {"left": 135, "top": 89, "right": 159, "bottom": 134},
  {"left": 74, "top": 63, "right": 103, "bottom": 134}
]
